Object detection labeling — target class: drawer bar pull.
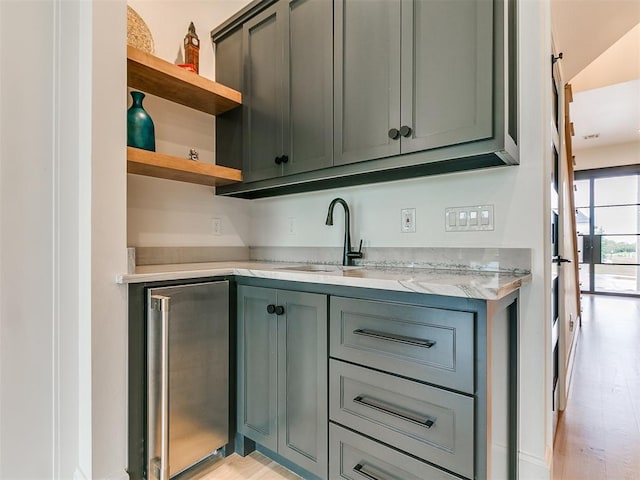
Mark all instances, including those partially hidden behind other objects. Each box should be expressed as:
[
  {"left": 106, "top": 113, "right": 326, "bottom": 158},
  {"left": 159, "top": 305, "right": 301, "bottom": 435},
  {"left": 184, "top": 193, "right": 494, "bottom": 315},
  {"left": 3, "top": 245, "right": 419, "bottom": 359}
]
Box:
[
  {"left": 353, "top": 395, "right": 435, "bottom": 429},
  {"left": 353, "top": 328, "right": 436, "bottom": 348},
  {"left": 353, "top": 463, "right": 389, "bottom": 480}
]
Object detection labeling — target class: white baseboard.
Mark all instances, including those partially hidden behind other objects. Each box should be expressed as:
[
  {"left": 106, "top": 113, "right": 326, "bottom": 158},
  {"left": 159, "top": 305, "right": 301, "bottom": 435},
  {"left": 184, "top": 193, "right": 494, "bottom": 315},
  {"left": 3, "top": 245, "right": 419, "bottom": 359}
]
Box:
[
  {"left": 74, "top": 468, "right": 89, "bottom": 480},
  {"left": 564, "top": 314, "right": 581, "bottom": 398},
  {"left": 491, "top": 443, "right": 509, "bottom": 480},
  {"left": 74, "top": 467, "right": 129, "bottom": 480},
  {"left": 519, "top": 450, "right": 552, "bottom": 480},
  {"left": 104, "top": 469, "right": 130, "bottom": 480}
]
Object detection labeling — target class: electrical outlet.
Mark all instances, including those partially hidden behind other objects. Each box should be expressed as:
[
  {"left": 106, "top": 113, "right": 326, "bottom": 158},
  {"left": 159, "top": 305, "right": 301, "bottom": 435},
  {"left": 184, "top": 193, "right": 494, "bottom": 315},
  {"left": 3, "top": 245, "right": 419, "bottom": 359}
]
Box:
[
  {"left": 212, "top": 217, "right": 222, "bottom": 235},
  {"left": 288, "top": 217, "right": 297, "bottom": 235},
  {"left": 401, "top": 208, "right": 416, "bottom": 233}
]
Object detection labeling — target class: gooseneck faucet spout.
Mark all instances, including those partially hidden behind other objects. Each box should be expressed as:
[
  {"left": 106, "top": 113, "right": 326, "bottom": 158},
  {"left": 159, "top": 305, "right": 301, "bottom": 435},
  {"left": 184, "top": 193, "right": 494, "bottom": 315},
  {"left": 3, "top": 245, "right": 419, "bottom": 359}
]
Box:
[{"left": 325, "top": 197, "right": 363, "bottom": 266}]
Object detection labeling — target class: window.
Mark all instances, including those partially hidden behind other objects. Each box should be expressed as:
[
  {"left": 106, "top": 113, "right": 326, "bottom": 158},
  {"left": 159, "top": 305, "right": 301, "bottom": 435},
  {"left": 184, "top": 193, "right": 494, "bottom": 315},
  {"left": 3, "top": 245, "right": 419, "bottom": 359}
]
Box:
[{"left": 575, "top": 167, "right": 640, "bottom": 296}]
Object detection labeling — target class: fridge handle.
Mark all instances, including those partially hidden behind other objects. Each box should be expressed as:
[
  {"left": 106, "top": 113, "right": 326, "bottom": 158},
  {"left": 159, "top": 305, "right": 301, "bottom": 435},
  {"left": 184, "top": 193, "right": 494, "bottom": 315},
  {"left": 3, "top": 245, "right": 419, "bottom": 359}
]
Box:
[{"left": 151, "top": 295, "right": 171, "bottom": 480}]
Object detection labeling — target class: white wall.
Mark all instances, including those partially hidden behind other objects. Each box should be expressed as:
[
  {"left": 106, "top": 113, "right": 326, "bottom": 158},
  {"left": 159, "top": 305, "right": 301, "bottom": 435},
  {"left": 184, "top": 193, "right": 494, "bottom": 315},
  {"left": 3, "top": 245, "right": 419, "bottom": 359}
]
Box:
[
  {"left": 127, "top": 0, "right": 252, "bottom": 248},
  {"left": 574, "top": 140, "right": 640, "bottom": 170},
  {"left": 128, "top": 175, "right": 252, "bottom": 246},
  {"left": 0, "top": 1, "right": 55, "bottom": 477},
  {"left": 251, "top": 1, "right": 554, "bottom": 477},
  {"left": 252, "top": 166, "right": 537, "bottom": 249},
  {"left": 91, "top": 1, "right": 129, "bottom": 478},
  {"left": 1, "top": 1, "right": 128, "bottom": 478},
  {"left": 60, "top": 1, "right": 92, "bottom": 477}
]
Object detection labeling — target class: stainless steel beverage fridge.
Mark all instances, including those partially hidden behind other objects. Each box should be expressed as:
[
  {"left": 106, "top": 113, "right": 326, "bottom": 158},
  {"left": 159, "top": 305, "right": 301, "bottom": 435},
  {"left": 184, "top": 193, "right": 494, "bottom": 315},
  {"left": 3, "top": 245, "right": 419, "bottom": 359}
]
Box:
[{"left": 146, "top": 281, "right": 229, "bottom": 480}]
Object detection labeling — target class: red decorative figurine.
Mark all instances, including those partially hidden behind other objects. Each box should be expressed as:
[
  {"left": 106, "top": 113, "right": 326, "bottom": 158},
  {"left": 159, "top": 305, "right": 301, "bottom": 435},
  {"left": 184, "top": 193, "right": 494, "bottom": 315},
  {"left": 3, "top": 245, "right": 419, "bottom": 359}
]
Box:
[{"left": 184, "top": 22, "right": 200, "bottom": 74}]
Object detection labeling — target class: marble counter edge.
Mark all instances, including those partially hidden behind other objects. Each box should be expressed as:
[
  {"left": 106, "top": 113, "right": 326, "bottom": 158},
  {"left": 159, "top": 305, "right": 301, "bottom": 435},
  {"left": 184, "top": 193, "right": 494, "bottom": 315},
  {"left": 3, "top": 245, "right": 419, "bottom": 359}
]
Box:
[{"left": 116, "top": 262, "right": 531, "bottom": 301}]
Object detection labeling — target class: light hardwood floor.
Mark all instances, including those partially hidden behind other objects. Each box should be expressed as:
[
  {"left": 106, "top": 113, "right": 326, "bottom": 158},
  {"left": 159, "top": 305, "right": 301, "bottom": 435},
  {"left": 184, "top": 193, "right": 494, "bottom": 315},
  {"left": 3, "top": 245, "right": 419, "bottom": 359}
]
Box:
[
  {"left": 553, "top": 294, "right": 640, "bottom": 480},
  {"left": 182, "top": 451, "right": 302, "bottom": 480}
]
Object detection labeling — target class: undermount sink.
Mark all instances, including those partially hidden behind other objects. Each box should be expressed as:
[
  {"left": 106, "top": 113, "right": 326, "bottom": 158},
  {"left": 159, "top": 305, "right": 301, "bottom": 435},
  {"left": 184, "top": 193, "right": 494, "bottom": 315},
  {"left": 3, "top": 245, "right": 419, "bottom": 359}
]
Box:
[{"left": 279, "top": 264, "right": 361, "bottom": 273}]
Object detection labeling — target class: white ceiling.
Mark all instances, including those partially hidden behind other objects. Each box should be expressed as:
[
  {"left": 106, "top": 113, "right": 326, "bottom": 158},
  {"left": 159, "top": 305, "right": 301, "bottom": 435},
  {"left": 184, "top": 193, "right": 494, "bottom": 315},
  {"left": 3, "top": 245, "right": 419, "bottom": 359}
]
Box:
[
  {"left": 571, "top": 79, "right": 640, "bottom": 150},
  {"left": 551, "top": 0, "right": 640, "bottom": 153}
]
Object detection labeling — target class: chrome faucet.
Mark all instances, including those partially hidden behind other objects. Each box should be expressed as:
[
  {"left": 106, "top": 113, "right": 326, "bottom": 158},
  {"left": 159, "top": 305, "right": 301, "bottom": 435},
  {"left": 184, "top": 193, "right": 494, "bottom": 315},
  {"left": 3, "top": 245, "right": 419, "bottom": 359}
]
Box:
[{"left": 325, "top": 197, "right": 363, "bottom": 266}]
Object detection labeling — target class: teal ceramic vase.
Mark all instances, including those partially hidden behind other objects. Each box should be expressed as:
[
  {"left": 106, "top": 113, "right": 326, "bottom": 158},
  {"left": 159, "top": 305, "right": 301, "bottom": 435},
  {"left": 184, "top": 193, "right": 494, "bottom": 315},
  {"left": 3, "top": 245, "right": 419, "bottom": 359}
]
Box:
[{"left": 127, "top": 91, "right": 155, "bottom": 151}]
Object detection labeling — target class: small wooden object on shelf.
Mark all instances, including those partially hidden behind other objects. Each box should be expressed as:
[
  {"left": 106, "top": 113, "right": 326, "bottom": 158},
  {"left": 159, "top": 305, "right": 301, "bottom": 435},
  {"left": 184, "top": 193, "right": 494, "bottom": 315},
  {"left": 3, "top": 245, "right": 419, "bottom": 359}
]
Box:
[
  {"left": 184, "top": 22, "right": 200, "bottom": 74},
  {"left": 127, "top": 147, "right": 242, "bottom": 187},
  {"left": 127, "top": 45, "right": 241, "bottom": 115}
]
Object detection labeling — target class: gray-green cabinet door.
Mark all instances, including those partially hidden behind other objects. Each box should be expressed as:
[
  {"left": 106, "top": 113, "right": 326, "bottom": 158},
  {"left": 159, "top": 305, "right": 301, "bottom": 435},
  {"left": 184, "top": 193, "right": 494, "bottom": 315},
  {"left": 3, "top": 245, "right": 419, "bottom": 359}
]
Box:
[
  {"left": 400, "top": 0, "right": 493, "bottom": 153},
  {"left": 333, "top": 0, "right": 401, "bottom": 166},
  {"left": 237, "top": 286, "right": 278, "bottom": 452},
  {"left": 285, "top": 0, "right": 333, "bottom": 176},
  {"left": 277, "top": 290, "right": 328, "bottom": 479},
  {"left": 242, "top": 3, "right": 287, "bottom": 182}
]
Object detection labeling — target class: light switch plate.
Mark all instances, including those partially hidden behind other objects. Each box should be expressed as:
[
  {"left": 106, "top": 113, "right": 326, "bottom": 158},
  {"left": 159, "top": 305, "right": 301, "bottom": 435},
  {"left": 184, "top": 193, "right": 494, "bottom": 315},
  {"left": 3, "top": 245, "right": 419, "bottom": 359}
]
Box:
[
  {"left": 401, "top": 208, "right": 416, "bottom": 233},
  {"left": 212, "top": 217, "right": 222, "bottom": 235},
  {"left": 445, "top": 205, "right": 494, "bottom": 232},
  {"left": 287, "top": 217, "right": 297, "bottom": 235}
]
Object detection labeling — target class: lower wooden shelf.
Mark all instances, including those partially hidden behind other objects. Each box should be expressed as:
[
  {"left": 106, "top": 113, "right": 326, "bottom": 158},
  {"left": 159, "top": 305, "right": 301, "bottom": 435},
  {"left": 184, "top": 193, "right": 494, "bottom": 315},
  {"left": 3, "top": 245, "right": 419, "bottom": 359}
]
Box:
[{"left": 127, "top": 146, "right": 242, "bottom": 187}]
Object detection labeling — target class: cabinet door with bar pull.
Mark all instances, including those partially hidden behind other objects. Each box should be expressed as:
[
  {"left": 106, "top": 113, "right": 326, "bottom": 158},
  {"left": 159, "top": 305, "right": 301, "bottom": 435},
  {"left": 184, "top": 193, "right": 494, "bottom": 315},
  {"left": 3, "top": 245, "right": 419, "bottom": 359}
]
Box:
[
  {"left": 329, "top": 359, "right": 474, "bottom": 479},
  {"left": 330, "top": 423, "right": 459, "bottom": 480},
  {"left": 330, "top": 296, "right": 474, "bottom": 393}
]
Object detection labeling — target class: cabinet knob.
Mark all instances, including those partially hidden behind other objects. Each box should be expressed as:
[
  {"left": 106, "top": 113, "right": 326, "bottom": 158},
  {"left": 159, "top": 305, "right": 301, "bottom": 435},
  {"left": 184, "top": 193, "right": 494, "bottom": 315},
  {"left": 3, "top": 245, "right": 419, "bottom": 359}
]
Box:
[
  {"left": 274, "top": 305, "right": 285, "bottom": 316},
  {"left": 267, "top": 304, "right": 276, "bottom": 314},
  {"left": 274, "top": 156, "right": 282, "bottom": 165},
  {"left": 388, "top": 128, "right": 400, "bottom": 140},
  {"left": 280, "top": 155, "right": 289, "bottom": 164},
  {"left": 400, "top": 125, "right": 412, "bottom": 138}
]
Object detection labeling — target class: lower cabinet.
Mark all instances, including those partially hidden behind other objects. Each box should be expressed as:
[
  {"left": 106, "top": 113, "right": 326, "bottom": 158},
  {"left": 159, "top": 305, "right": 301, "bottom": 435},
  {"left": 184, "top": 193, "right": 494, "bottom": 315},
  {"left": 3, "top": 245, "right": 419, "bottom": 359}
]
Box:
[
  {"left": 329, "top": 423, "right": 459, "bottom": 480},
  {"left": 329, "top": 359, "right": 474, "bottom": 479},
  {"left": 329, "top": 295, "right": 478, "bottom": 480},
  {"left": 237, "top": 285, "right": 328, "bottom": 479},
  {"left": 235, "top": 281, "right": 518, "bottom": 480}
]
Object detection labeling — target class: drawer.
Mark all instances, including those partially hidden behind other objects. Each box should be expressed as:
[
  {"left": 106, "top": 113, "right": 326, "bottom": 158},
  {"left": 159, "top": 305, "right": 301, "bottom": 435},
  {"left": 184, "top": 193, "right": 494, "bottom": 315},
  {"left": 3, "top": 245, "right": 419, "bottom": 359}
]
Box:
[
  {"left": 329, "top": 423, "right": 458, "bottom": 480},
  {"left": 330, "top": 360, "right": 474, "bottom": 479},
  {"left": 330, "top": 296, "right": 474, "bottom": 393}
]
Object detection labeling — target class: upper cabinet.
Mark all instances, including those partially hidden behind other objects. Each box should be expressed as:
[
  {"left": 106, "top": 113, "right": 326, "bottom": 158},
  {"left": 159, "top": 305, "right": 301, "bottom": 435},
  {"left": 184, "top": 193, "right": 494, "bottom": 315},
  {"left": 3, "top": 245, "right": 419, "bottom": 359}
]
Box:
[
  {"left": 334, "top": 0, "right": 493, "bottom": 165},
  {"left": 241, "top": 3, "right": 287, "bottom": 182},
  {"left": 212, "top": 0, "right": 517, "bottom": 198},
  {"left": 240, "top": 0, "right": 333, "bottom": 182},
  {"left": 287, "top": 0, "right": 333, "bottom": 176},
  {"left": 126, "top": 46, "right": 243, "bottom": 186}
]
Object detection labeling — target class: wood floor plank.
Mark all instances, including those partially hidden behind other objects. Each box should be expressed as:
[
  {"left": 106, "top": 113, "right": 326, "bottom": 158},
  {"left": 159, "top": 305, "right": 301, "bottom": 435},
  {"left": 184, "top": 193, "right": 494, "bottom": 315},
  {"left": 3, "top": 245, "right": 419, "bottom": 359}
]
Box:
[
  {"left": 192, "top": 451, "right": 302, "bottom": 480},
  {"left": 553, "top": 295, "right": 640, "bottom": 480}
]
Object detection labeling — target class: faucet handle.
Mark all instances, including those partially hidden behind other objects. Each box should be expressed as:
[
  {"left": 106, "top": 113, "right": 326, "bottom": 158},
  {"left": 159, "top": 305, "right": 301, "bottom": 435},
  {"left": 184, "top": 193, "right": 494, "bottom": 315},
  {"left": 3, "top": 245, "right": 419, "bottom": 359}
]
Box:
[{"left": 347, "top": 239, "right": 364, "bottom": 260}]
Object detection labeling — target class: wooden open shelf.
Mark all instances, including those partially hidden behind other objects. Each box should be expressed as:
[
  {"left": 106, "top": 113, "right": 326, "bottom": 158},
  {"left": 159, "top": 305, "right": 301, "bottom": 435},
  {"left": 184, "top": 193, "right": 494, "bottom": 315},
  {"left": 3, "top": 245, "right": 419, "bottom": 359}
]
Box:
[
  {"left": 127, "top": 46, "right": 242, "bottom": 115},
  {"left": 127, "top": 147, "right": 243, "bottom": 187},
  {"left": 126, "top": 47, "right": 243, "bottom": 187}
]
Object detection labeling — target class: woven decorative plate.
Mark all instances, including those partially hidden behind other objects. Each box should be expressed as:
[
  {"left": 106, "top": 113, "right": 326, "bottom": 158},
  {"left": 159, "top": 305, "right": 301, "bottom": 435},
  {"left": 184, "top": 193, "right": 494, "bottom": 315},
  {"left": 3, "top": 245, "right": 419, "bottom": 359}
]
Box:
[{"left": 127, "top": 5, "right": 155, "bottom": 54}]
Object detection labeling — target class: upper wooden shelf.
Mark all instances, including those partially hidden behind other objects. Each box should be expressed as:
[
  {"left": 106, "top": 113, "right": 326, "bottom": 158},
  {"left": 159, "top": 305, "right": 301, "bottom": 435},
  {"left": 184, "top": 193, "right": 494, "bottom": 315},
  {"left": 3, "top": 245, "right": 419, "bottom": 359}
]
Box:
[
  {"left": 127, "top": 46, "right": 242, "bottom": 115},
  {"left": 127, "top": 147, "right": 243, "bottom": 187}
]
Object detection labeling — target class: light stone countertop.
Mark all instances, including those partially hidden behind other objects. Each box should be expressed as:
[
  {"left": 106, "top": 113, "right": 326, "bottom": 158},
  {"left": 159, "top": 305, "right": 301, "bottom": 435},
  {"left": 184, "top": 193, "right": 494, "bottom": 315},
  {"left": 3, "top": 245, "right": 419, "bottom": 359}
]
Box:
[{"left": 117, "top": 261, "right": 531, "bottom": 300}]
